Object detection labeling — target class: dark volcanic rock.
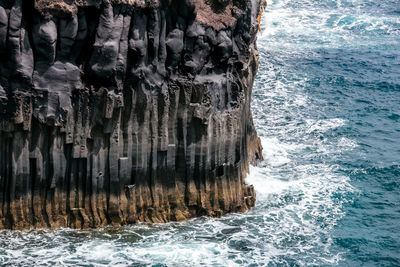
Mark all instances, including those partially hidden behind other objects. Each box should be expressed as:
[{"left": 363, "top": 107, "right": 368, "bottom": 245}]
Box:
[{"left": 0, "top": 0, "right": 263, "bottom": 229}]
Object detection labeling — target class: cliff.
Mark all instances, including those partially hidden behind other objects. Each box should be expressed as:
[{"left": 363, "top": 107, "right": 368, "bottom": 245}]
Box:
[{"left": 0, "top": 0, "right": 263, "bottom": 229}]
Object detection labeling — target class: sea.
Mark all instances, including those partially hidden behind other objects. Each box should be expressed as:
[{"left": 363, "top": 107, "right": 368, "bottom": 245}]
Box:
[{"left": 1, "top": 0, "right": 400, "bottom": 265}]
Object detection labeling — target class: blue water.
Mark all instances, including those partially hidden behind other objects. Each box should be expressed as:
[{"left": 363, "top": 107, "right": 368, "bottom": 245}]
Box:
[{"left": 1, "top": 0, "right": 400, "bottom": 265}]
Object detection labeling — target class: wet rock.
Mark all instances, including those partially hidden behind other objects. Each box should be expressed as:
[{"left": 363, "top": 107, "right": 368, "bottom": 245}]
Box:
[{"left": 0, "top": 0, "right": 263, "bottom": 230}]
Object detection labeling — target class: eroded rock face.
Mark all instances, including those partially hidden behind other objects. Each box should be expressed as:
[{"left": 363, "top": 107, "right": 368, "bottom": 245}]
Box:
[{"left": 0, "top": 0, "right": 263, "bottom": 229}]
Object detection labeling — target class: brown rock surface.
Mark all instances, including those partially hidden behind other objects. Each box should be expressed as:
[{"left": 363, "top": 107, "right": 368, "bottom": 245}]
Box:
[{"left": 0, "top": 0, "right": 263, "bottom": 229}]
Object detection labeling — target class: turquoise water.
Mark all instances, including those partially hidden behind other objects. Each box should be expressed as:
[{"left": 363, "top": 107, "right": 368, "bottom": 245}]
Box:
[{"left": 1, "top": 0, "right": 400, "bottom": 265}]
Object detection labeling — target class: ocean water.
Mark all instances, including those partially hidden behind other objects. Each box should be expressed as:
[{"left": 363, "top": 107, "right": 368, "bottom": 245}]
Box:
[{"left": 1, "top": 0, "right": 400, "bottom": 266}]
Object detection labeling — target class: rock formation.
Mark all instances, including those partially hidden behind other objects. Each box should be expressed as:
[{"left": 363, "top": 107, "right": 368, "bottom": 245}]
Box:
[{"left": 0, "top": 0, "right": 263, "bottom": 229}]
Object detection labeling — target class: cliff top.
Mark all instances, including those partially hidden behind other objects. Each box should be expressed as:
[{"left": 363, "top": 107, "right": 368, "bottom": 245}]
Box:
[{"left": 34, "top": 0, "right": 249, "bottom": 30}]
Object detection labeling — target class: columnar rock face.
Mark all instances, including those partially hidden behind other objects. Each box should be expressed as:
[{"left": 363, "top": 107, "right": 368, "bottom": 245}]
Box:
[{"left": 0, "top": 0, "right": 263, "bottom": 229}]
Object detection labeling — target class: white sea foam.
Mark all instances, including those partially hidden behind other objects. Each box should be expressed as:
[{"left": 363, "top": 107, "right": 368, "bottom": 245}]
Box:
[
  {"left": 259, "top": 0, "right": 400, "bottom": 50},
  {"left": 306, "top": 118, "right": 346, "bottom": 133}
]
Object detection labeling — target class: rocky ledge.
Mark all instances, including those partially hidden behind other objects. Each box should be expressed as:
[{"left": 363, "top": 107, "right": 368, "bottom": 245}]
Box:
[{"left": 0, "top": 0, "right": 263, "bottom": 229}]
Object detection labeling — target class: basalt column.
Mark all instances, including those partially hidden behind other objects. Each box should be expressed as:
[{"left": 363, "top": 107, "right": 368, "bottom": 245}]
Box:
[{"left": 0, "top": 0, "right": 264, "bottom": 229}]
